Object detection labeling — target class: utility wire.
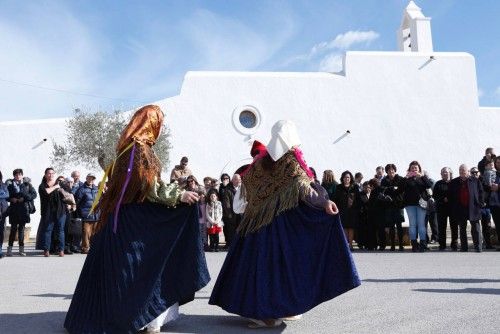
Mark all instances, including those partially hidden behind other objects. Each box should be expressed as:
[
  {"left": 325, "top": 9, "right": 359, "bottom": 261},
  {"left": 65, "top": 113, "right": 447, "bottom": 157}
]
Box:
[{"left": 0, "top": 77, "right": 146, "bottom": 103}]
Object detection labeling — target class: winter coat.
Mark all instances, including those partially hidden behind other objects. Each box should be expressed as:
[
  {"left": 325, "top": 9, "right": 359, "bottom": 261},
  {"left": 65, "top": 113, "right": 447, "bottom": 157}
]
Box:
[
  {"left": 321, "top": 181, "right": 338, "bottom": 201},
  {"left": 206, "top": 201, "right": 223, "bottom": 228},
  {"left": 333, "top": 184, "right": 360, "bottom": 229},
  {"left": 71, "top": 181, "right": 84, "bottom": 195},
  {"left": 400, "top": 175, "right": 432, "bottom": 207},
  {"left": 0, "top": 182, "right": 9, "bottom": 218},
  {"left": 75, "top": 182, "right": 99, "bottom": 221},
  {"left": 39, "top": 181, "right": 66, "bottom": 221},
  {"left": 380, "top": 175, "right": 404, "bottom": 209},
  {"left": 7, "top": 177, "right": 37, "bottom": 223},
  {"left": 433, "top": 179, "right": 451, "bottom": 212},
  {"left": 221, "top": 184, "right": 237, "bottom": 221},
  {"left": 448, "top": 176, "right": 484, "bottom": 222},
  {"left": 478, "top": 155, "right": 496, "bottom": 174},
  {"left": 367, "top": 186, "right": 385, "bottom": 228}
]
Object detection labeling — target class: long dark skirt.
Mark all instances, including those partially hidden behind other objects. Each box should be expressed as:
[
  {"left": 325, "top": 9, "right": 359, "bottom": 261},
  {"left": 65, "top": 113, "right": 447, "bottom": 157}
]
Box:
[
  {"left": 209, "top": 203, "right": 361, "bottom": 319},
  {"left": 64, "top": 203, "right": 210, "bottom": 334}
]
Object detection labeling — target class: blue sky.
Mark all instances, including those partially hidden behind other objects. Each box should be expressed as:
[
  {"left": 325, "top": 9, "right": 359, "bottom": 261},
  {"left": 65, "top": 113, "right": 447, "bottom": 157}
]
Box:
[{"left": 0, "top": 0, "right": 499, "bottom": 121}]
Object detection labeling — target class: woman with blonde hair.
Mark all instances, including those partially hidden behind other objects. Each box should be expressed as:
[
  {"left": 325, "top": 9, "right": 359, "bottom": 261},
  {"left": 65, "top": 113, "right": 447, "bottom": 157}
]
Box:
[{"left": 321, "top": 170, "right": 338, "bottom": 200}]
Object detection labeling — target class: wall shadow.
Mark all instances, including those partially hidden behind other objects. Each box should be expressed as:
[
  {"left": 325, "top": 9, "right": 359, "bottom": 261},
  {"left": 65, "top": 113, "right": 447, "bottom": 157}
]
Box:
[
  {"left": 363, "top": 278, "right": 500, "bottom": 284},
  {"left": 413, "top": 288, "right": 500, "bottom": 296}
]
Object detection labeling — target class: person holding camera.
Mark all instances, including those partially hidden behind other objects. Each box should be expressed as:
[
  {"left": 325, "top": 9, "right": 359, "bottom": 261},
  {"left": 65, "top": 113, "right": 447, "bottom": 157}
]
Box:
[
  {"left": 400, "top": 161, "right": 433, "bottom": 252},
  {"left": 36, "top": 167, "right": 67, "bottom": 257},
  {"left": 75, "top": 173, "right": 99, "bottom": 254}
]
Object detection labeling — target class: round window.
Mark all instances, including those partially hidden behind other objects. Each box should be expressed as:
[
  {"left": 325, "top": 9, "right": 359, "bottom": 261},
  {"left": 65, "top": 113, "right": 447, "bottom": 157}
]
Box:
[
  {"left": 232, "top": 105, "right": 262, "bottom": 136},
  {"left": 239, "top": 110, "right": 257, "bottom": 128}
]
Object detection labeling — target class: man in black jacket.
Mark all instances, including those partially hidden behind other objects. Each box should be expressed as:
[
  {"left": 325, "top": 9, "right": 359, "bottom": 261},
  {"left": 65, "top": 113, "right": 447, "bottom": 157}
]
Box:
[
  {"left": 449, "top": 164, "right": 485, "bottom": 252},
  {"left": 434, "top": 167, "right": 457, "bottom": 250},
  {"left": 221, "top": 174, "right": 242, "bottom": 249}
]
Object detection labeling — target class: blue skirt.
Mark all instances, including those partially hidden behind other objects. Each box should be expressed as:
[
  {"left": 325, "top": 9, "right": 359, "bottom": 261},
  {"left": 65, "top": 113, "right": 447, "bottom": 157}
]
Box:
[
  {"left": 64, "top": 203, "right": 210, "bottom": 334},
  {"left": 209, "top": 203, "right": 360, "bottom": 319}
]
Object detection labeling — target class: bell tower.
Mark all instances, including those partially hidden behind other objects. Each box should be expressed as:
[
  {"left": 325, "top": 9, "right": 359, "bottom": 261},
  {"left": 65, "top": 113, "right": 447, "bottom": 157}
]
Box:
[{"left": 397, "top": 1, "right": 433, "bottom": 52}]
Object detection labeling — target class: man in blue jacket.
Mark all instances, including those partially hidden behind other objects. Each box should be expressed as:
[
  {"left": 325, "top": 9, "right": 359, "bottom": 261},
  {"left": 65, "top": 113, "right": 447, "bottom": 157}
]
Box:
[{"left": 75, "top": 173, "right": 98, "bottom": 254}]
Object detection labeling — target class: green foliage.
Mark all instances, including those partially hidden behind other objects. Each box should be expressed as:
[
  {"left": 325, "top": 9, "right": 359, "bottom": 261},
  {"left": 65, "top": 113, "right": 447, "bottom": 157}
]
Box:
[{"left": 51, "top": 108, "right": 171, "bottom": 172}]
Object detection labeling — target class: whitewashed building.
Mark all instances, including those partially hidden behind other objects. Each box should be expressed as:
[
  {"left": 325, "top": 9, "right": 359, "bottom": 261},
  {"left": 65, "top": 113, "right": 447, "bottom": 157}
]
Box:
[{"left": 1, "top": 1, "right": 498, "bottom": 236}]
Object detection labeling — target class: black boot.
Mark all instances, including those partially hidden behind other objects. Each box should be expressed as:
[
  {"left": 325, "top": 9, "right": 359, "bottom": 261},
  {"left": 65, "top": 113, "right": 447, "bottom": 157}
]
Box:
[
  {"left": 411, "top": 240, "right": 418, "bottom": 252},
  {"left": 389, "top": 228, "right": 396, "bottom": 251},
  {"left": 419, "top": 240, "right": 427, "bottom": 252}
]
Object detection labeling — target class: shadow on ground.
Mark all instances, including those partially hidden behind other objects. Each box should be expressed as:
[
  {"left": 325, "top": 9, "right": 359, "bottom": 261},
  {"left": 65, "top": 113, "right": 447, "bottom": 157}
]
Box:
[
  {"left": 164, "top": 314, "right": 287, "bottom": 333},
  {"left": 363, "top": 278, "right": 500, "bottom": 284},
  {"left": 413, "top": 288, "right": 500, "bottom": 295},
  {"left": 0, "top": 311, "right": 67, "bottom": 333},
  {"left": 0, "top": 312, "right": 287, "bottom": 334},
  {"left": 27, "top": 293, "right": 73, "bottom": 299}
]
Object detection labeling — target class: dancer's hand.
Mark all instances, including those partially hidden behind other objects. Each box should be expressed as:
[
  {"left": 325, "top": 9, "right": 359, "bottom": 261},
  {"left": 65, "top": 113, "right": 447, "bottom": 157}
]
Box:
[
  {"left": 325, "top": 200, "right": 339, "bottom": 215},
  {"left": 181, "top": 191, "right": 200, "bottom": 204}
]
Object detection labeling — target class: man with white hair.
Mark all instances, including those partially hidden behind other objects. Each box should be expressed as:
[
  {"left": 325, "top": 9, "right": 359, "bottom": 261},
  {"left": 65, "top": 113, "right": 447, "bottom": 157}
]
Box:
[{"left": 449, "top": 164, "right": 485, "bottom": 252}]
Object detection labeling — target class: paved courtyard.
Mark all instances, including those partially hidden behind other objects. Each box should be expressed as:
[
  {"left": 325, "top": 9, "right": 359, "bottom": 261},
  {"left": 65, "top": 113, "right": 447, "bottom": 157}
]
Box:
[{"left": 0, "top": 244, "right": 499, "bottom": 334}]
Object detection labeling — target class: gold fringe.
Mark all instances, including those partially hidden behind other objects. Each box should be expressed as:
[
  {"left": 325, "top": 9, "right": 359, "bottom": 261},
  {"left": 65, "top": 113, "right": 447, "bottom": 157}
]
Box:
[{"left": 237, "top": 151, "right": 312, "bottom": 235}]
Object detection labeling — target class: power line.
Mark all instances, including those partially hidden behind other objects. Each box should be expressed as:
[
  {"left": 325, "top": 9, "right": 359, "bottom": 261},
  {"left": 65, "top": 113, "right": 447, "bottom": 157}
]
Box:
[{"left": 0, "top": 77, "right": 146, "bottom": 103}]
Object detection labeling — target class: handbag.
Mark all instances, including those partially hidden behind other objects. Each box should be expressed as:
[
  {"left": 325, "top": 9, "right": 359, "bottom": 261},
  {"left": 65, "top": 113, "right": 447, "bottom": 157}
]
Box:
[
  {"left": 68, "top": 218, "right": 83, "bottom": 237},
  {"left": 26, "top": 200, "right": 36, "bottom": 214},
  {"left": 418, "top": 196, "right": 428, "bottom": 209},
  {"left": 418, "top": 188, "right": 432, "bottom": 210}
]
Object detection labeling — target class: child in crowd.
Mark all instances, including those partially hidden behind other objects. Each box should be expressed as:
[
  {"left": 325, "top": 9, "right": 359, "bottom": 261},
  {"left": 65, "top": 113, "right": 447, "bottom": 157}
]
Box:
[
  {"left": 206, "top": 189, "right": 223, "bottom": 252},
  {"left": 483, "top": 161, "right": 497, "bottom": 186}
]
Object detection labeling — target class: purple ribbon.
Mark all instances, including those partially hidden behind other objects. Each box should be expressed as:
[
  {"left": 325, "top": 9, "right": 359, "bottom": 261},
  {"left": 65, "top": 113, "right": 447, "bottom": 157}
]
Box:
[{"left": 113, "top": 143, "right": 136, "bottom": 234}]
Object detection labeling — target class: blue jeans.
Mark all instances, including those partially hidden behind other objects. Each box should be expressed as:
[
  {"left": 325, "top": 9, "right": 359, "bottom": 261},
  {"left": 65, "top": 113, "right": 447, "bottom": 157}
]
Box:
[
  {"left": 44, "top": 212, "right": 66, "bottom": 252},
  {"left": 405, "top": 206, "right": 427, "bottom": 241}
]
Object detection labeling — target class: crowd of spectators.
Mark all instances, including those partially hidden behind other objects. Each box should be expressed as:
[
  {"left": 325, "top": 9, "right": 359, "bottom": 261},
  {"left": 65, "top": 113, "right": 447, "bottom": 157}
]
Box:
[
  {"left": 0, "top": 147, "right": 498, "bottom": 258},
  {"left": 0, "top": 167, "right": 99, "bottom": 257}
]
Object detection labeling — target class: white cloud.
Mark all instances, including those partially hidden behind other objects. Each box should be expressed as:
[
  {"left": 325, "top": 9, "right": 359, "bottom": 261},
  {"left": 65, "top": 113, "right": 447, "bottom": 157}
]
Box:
[
  {"left": 328, "top": 30, "right": 379, "bottom": 50},
  {"left": 477, "top": 88, "right": 484, "bottom": 98},
  {"left": 495, "top": 86, "right": 500, "bottom": 96},
  {"left": 318, "top": 53, "right": 344, "bottom": 72},
  {"left": 282, "top": 30, "right": 379, "bottom": 70},
  {"left": 310, "top": 30, "right": 379, "bottom": 57}
]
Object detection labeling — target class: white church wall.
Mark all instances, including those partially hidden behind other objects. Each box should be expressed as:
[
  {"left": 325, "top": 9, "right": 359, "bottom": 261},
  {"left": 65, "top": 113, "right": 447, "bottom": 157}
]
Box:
[{"left": 161, "top": 51, "right": 498, "bottom": 184}]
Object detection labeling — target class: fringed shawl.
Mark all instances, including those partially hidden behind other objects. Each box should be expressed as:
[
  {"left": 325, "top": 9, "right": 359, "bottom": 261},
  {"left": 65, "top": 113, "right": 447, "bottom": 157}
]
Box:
[{"left": 237, "top": 150, "right": 312, "bottom": 235}]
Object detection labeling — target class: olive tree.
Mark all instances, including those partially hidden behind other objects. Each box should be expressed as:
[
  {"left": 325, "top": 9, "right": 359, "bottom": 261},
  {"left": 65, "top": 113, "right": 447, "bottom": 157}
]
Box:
[{"left": 51, "top": 108, "right": 171, "bottom": 172}]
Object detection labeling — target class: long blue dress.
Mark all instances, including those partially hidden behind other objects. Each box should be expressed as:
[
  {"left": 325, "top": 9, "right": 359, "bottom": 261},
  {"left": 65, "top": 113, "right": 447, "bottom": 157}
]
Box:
[
  {"left": 64, "top": 203, "right": 210, "bottom": 334},
  {"left": 209, "top": 203, "right": 360, "bottom": 319}
]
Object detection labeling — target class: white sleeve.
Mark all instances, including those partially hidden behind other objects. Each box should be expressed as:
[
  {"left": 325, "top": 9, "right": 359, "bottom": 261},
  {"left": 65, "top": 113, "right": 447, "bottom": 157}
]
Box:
[{"left": 233, "top": 186, "right": 247, "bottom": 214}]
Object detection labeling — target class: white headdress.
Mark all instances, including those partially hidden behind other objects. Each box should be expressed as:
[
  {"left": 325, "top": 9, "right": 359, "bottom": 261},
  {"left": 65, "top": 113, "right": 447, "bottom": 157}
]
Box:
[{"left": 267, "top": 120, "right": 301, "bottom": 161}]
